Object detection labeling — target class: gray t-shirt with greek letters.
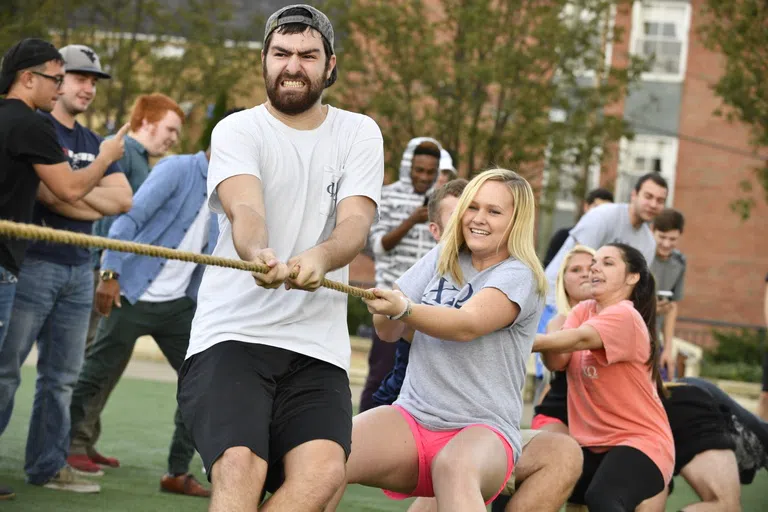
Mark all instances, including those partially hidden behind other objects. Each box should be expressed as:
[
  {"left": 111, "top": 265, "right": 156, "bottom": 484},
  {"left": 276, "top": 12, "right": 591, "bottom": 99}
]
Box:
[
  {"left": 394, "top": 245, "right": 544, "bottom": 460},
  {"left": 544, "top": 203, "right": 657, "bottom": 305}
]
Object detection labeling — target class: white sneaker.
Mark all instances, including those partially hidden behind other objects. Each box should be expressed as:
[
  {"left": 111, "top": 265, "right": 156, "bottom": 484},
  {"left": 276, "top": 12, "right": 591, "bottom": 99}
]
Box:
[
  {"left": 42, "top": 465, "right": 101, "bottom": 493},
  {"left": 70, "top": 466, "right": 104, "bottom": 478}
]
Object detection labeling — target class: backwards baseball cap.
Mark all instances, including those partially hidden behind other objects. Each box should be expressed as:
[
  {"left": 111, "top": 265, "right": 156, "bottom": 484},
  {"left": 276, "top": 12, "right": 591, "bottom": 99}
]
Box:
[
  {"left": 59, "top": 45, "right": 111, "bottom": 79},
  {"left": 263, "top": 4, "right": 337, "bottom": 87},
  {"left": 0, "top": 38, "right": 63, "bottom": 95}
]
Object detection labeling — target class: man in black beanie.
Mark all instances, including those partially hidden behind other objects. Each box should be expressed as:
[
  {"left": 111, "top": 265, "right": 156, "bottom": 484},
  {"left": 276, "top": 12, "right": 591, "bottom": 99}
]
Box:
[{"left": 0, "top": 38, "right": 128, "bottom": 497}]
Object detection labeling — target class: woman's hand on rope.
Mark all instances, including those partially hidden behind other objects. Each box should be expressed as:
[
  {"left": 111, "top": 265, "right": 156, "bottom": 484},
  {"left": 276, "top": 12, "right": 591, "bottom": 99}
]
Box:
[
  {"left": 285, "top": 248, "right": 329, "bottom": 292},
  {"left": 96, "top": 278, "right": 122, "bottom": 316},
  {"left": 363, "top": 288, "right": 407, "bottom": 317},
  {"left": 250, "top": 248, "right": 291, "bottom": 289}
]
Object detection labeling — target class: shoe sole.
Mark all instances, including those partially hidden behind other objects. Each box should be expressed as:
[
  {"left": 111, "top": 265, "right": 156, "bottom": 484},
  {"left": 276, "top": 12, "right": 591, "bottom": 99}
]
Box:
[
  {"left": 160, "top": 487, "right": 210, "bottom": 498},
  {"left": 70, "top": 467, "right": 104, "bottom": 478},
  {"left": 43, "top": 483, "right": 100, "bottom": 493},
  {"left": 0, "top": 493, "right": 15, "bottom": 500}
]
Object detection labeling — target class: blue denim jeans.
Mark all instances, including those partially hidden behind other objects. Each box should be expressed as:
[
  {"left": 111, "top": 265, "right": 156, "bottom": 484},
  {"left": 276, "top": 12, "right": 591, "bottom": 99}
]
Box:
[
  {"left": 0, "top": 265, "right": 18, "bottom": 353},
  {"left": 0, "top": 257, "right": 94, "bottom": 484}
]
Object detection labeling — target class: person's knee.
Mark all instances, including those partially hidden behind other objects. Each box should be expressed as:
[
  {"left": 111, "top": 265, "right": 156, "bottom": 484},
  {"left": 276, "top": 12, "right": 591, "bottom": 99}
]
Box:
[
  {"left": 527, "top": 433, "right": 583, "bottom": 486},
  {"left": 285, "top": 456, "right": 346, "bottom": 503},
  {"left": 212, "top": 447, "right": 264, "bottom": 484},
  {"left": 548, "top": 434, "right": 582, "bottom": 484}
]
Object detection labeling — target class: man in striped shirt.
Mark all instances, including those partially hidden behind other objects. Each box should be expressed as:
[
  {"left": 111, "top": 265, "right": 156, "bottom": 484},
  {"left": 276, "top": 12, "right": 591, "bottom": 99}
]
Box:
[{"left": 359, "top": 137, "right": 443, "bottom": 412}]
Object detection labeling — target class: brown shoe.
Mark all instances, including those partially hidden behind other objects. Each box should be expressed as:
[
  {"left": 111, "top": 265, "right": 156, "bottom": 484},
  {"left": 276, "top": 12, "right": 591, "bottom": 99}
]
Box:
[{"left": 160, "top": 473, "right": 211, "bottom": 498}]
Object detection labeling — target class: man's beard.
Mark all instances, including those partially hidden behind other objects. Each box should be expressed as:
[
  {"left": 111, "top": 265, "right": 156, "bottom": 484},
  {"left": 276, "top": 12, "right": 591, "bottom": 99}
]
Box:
[{"left": 264, "top": 67, "right": 326, "bottom": 116}]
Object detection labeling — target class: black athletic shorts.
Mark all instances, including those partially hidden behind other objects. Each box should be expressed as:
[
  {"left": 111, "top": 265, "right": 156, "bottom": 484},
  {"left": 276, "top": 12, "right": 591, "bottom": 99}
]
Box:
[
  {"left": 533, "top": 370, "right": 569, "bottom": 425},
  {"left": 663, "top": 384, "right": 736, "bottom": 475},
  {"left": 177, "top": 341, "right": 353, "bottom": 493},
  {"left": 569, "top": 446, "right": 665, "bottom": 510}
]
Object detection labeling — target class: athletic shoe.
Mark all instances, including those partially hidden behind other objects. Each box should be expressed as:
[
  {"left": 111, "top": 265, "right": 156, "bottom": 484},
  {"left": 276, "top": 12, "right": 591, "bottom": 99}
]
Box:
[
  {"left": 160, "top": 473, "right": 211, "bottom": 498},
  {"left": 42, "top": 466, "right": 100, "bottom": 493},
  {"left": 66, "top": 454, "right": 104, "bottom": 477},
  {"left": 88, "top": 450, "right": 120, "bottom": 468},
  {"left": 0, "top": 485, "right": 15, "bottom": 500}
]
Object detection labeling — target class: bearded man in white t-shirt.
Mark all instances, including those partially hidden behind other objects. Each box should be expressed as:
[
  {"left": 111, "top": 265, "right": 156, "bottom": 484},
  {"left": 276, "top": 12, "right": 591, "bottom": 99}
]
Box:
[{"left": 176, "top": 5, "right": 385, "bottom": 511}]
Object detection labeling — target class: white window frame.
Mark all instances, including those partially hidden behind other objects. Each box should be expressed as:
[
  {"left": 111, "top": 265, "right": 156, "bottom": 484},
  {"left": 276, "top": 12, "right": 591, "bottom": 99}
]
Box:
[
  {"left": 629, "top": 1, "right": 692, "bottom": 83},
  {"left": 616, "top": 135, "right": 678, "bottom": 205}
]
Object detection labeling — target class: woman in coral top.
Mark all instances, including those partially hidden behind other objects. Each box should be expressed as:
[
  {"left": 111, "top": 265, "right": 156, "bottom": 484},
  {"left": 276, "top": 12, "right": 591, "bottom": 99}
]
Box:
[{"left": 534, "top": 243, "right": 674, "bottom": 511}]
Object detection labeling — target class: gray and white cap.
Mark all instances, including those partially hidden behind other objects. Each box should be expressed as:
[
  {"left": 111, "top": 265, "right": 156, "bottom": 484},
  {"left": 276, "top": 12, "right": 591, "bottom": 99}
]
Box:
[
  {"left": 59, "top": 44, "right": 111, "bottom": 79},
  {"left": 263, "top": 4, "right": 337, "bottom": 87}
]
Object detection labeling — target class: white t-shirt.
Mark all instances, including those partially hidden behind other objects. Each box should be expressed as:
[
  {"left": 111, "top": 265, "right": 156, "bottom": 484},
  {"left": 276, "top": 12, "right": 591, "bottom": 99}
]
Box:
[
  {"left": 187, "top": 105, "right": 385, "bottom": 371},
  {"left": 544, "top": 203, "right": 656, "bottom": 305},
  {"left": 139, "top": 204, "right": 211, "bottom": 303}
]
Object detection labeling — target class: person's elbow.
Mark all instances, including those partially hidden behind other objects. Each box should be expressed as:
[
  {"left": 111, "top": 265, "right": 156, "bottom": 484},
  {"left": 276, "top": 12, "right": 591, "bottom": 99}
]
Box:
[
  {"left": 372, "top": 315, "right": 403, "bottom": 342},
  {"left": 375, "top": 327, "right": 401, "bottom": 343},
  {"left": 542, "top": 352, "right": 570, "bottom": 371},
  {"left": 116, "top": 191, "right": 133, "bottom": 214},
  {"left": 56, "top": 184, "right": 85, "bottom": 204}
]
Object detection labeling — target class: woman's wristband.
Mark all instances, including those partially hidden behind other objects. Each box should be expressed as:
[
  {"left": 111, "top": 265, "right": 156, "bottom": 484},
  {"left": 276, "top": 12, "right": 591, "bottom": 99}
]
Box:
[{"left": 389, "top": 297, "right": 412, "bottom": 321}]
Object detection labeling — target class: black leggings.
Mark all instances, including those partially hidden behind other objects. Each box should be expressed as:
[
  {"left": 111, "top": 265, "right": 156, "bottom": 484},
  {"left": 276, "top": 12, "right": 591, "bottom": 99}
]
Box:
[{"left": 569, "top": 446, "right": 665, "bottom": 512}]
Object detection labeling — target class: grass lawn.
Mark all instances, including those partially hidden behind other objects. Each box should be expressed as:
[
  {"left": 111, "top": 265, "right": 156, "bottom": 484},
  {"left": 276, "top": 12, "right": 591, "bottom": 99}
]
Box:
[{"left": 1, "top": 367, "right": 766, "bottom": 511}]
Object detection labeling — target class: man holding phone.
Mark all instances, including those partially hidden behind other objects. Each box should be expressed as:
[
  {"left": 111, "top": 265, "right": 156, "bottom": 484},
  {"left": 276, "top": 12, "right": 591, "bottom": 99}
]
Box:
[
  {"left": 651, "top": 208, "right": 687, "bottom": 380},
  {"left": 360, "top": 137, "right": 443, "bottom": 412}
]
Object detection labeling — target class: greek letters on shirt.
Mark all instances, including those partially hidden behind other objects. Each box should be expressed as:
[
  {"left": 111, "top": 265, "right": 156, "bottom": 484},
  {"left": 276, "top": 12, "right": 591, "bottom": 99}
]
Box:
[
  {"left": 326, "top": 179, "right": 339, "bottom": 216},
  {"left": 424, "top": 277, "right": 474, "bottom": 309},
  {"left": 583, "top": 365, "right": 599, "bottom": 379}
]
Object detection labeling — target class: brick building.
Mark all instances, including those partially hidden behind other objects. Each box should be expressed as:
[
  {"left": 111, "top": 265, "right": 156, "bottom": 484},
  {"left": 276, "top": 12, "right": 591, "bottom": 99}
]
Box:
[{"left": 545, "top": 0, "right": 767, "bottom": 329}]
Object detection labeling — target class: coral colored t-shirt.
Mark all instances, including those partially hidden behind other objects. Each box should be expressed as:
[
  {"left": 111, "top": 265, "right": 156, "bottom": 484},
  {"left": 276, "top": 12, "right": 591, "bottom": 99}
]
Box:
[{"left": 563, "top": 299, "right": 675, "bottom": 483}]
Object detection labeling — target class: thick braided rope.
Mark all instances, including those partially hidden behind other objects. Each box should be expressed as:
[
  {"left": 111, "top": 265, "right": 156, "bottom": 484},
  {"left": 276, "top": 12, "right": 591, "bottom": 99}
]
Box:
[{"left": 0, "top": 220, "right": 375, "bottom": 300}]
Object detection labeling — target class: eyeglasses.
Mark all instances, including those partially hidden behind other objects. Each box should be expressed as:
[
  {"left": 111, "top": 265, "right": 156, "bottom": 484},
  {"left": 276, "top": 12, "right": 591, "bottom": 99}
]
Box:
[{"left": 31, "top": 71, "right": 64, "bottom": 87}]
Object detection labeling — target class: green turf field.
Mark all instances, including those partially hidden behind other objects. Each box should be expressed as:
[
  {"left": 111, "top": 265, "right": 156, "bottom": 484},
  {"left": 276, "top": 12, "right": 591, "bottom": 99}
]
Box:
[{"left": 0, "top": 367, "right": 765, "bottom": 511}]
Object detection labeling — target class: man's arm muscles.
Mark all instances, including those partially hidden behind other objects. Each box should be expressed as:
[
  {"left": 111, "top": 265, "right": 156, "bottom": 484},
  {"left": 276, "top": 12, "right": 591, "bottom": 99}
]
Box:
[
  {"left": 217, "top": 174, "right": 270, "bottom": 261},
  {"left": 316, "top": 196, "right": 377, "bottom": 271},
  {"left": 37, "top": 182, "right": 102, "bottom": 221},
  {"left": 81, "top": 173, "right": 133, "bottom": 215}
]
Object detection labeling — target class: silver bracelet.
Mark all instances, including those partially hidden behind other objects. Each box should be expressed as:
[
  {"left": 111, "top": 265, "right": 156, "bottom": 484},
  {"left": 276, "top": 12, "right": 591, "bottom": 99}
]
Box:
[{"left": 388, "top": 298, "right": 412, "bottom": 321}]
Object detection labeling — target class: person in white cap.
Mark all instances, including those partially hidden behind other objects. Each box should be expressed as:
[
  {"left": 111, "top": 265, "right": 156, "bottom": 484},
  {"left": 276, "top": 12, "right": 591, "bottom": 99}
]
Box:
[
  {"left": 435, "top": 148, "right": 458, "bottom": 188},
  {"left": 0, "top": 43, "right": 130, "bottom": 494}
]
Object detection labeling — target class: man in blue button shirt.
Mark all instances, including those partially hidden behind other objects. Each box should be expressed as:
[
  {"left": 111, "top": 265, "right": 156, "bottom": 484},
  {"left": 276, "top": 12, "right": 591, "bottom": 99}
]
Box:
[
  {"left": 78, "top": 93, "right": 185, "bottom": 474},
  {"left": 68, "top": 140, "right": 227, "bottom": 497},
  {"left": 0, "top": 44, "right": 132, "bottom": 494}
]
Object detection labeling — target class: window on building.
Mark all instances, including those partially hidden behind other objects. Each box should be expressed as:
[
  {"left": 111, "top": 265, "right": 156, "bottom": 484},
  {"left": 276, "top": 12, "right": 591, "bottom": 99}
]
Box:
[
  {"left": 630, "top": 1, "right": 691, "bottom": 81},
  {"left": 616, "top": 135, "right": 678, "bottom": 204}
]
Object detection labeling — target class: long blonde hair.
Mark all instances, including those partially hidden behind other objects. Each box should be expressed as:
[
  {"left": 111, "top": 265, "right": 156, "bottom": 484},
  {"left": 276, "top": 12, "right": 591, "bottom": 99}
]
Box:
[
  {"left": 555, "top": 245, "right": 596, "bottom": 315},
  {"left": 437, "top": 168, "right": 548, "bottom": 296}
]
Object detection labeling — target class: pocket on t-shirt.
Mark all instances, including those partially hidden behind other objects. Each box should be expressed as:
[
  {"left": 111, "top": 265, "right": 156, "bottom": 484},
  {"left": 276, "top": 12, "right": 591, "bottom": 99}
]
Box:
[{"left": 319, "top": 165, "right": 343, "bottom": 218}]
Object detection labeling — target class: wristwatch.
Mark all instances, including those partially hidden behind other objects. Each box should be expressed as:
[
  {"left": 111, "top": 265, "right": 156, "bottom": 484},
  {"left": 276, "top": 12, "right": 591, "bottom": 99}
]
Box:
[{"left": 99, "top": 269, "right": 119, "bottom": 281}]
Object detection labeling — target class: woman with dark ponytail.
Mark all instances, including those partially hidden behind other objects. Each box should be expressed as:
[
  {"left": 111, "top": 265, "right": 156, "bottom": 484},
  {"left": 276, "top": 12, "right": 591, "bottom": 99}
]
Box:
[{"left": 533, "top": 243, "right": 674, "bottom": 512}]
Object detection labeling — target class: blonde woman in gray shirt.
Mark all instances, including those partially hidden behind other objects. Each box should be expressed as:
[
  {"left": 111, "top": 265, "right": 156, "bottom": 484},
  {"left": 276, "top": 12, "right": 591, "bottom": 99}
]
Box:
[{"left": 327, "top": 169, "right": 581, "bottom": 512}]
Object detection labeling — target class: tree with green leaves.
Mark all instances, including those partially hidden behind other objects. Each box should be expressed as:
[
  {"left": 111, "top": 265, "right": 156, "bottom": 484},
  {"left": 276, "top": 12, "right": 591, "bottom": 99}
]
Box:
[
  {"left": 700, "top": 0, "right": 768, "bottom": 220},
  {"left": 2, "top": 0, "right": 263, "bottom": 151},
  {"left": 322, "top": 0, "right": 646, "bottom": 244}
]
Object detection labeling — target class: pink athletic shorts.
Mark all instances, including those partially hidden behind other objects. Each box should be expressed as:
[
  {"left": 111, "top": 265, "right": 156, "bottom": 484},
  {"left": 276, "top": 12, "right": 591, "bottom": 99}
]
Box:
[
  {"left": 383, "top": 405, "right": 515, "bottom": 505},
  {"left": 530, "top": 413, "right": 565, "bottom": 430}
]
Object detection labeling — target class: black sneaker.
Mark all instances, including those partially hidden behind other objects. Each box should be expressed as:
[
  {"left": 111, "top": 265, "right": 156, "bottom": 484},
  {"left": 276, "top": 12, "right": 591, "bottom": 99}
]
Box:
[{"left": 0, "top": 485, "right": 15, "bottom": 500}]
